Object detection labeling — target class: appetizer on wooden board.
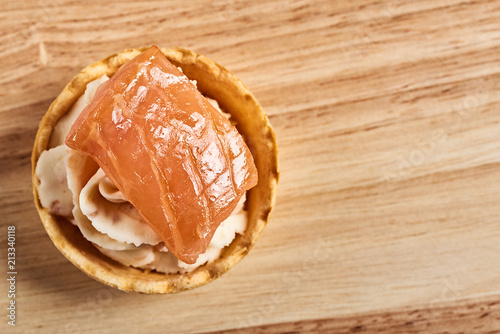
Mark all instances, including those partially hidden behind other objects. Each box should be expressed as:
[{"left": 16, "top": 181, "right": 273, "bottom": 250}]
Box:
[{"left": 32, "top": 46, "right": 278, "bottom": 293}]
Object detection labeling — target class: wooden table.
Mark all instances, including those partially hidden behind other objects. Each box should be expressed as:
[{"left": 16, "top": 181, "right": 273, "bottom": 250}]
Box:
[{"left": 2, "top": 0, "right": 500, "bottom": 333}]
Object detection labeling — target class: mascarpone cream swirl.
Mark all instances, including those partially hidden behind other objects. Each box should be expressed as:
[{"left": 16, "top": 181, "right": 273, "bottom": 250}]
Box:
[{"left": 35, "top": 75, "right": 248, "bottom": 273}]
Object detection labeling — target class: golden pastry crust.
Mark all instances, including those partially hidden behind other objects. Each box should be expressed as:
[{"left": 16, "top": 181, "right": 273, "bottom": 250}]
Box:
[{"left": 31, "top": 47, "right": 279, "bottom": 294}]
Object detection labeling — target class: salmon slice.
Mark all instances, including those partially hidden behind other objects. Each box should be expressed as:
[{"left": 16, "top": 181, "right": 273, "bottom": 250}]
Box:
[{"left": 66, "top": 46, "right": 258, "bottom": 264}]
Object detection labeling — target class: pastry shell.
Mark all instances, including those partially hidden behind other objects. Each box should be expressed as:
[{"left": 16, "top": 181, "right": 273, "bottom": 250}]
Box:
[{"left": 31, "top": 47, "right": 279, "bottom": 294}]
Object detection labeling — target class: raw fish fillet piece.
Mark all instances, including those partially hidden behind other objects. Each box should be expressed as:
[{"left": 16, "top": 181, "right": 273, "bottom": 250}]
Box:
[{"left": 66, "top": 46, "right": 258, "bottom": 264}]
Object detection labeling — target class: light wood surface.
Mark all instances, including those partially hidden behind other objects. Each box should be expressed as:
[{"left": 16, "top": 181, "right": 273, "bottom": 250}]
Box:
[{"left": 1, "top": 0, "right": 500, "bottom": 333}]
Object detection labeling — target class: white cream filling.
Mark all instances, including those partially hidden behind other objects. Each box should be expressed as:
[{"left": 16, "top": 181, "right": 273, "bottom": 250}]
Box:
[{"left": 36, "top": 75, "right": 248, "bottom": 273}]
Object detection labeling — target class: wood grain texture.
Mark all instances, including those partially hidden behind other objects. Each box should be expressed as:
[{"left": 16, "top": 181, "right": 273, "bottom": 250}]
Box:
[
  {"left": 213, "top": 295, "right": 500, "bottom": 333},
  {"left": 1, "top": 0, "right": 500, "bottom": 333}
]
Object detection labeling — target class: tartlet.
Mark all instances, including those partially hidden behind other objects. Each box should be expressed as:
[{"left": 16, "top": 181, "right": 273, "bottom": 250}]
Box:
[{"left": 32, "top": 47, "right": 279, "bottom": 293}]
